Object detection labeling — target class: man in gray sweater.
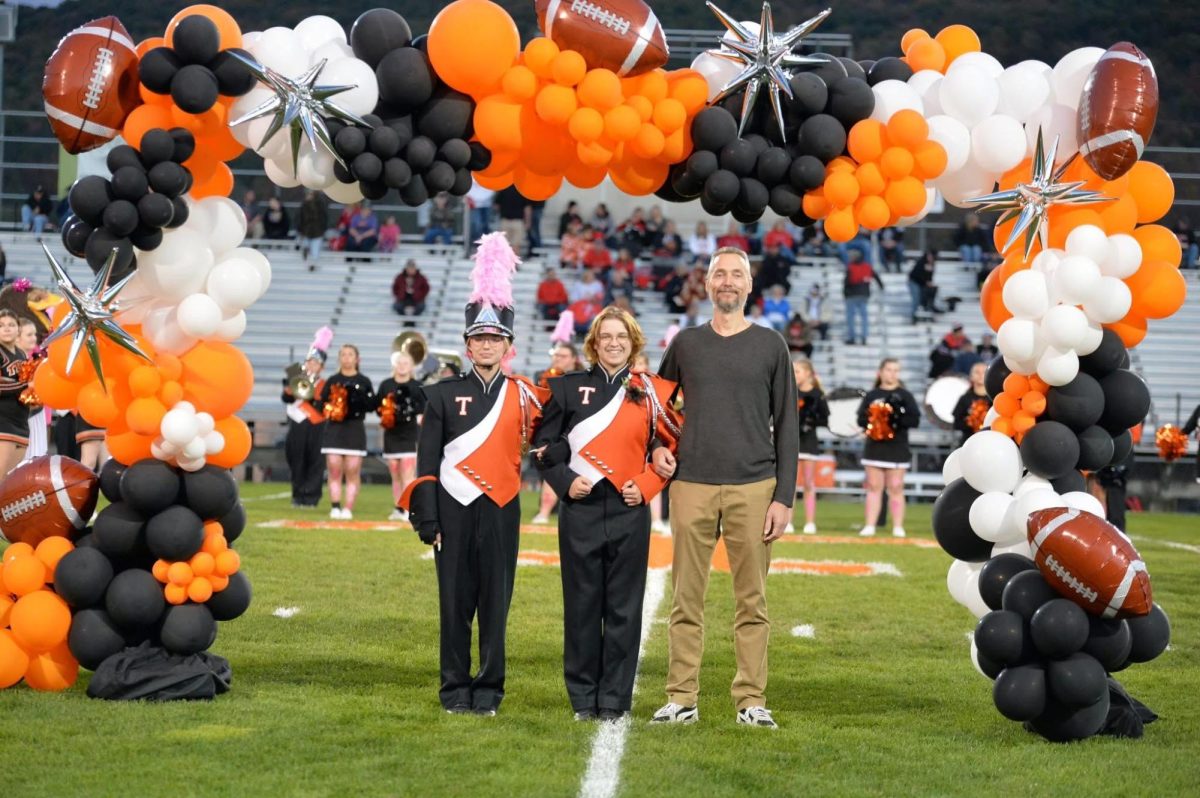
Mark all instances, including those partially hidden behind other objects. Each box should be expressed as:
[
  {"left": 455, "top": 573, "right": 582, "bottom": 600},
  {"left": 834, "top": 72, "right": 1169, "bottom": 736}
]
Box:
[{"left": 650, "top": 247, "right": 798, "bottom": 729}]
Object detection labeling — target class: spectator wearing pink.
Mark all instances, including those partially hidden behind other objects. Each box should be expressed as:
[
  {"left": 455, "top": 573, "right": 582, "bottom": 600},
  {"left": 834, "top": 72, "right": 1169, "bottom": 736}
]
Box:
[
  {"left": 392, "top": 260, "right": 430, "bottom": 316},
  {"left": 560, "top": 219, "right": 588, "bottom": 269},
  {"left": 686, "top": 221, "right": 717, "bottom": 263},
  {"left": 379, "top": 216, "right": 401, "bottom": 253},
  {"left": 537, "top": 267, "right": 570, "bottom": 320},
  {"left": 763, "top": 221, "right": 795, "bottom": 257},
  {"left": 581, "top": 237, "right": 613, "bottom": 272},
  {"left": 717, "top": 221, "right": 750, "bottom": 251}
]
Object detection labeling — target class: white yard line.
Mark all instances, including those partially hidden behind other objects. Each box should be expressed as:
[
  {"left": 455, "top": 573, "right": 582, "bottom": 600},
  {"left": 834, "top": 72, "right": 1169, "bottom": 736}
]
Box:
[
  {"left": 1131, "top": 535, "right": 1200, "bottom": 556},
  {"left": 577, "top": 567, "right": 668, "bottom": 798},
  {"left": 240, "top": 491, "right": 292, "bottom": 503}
]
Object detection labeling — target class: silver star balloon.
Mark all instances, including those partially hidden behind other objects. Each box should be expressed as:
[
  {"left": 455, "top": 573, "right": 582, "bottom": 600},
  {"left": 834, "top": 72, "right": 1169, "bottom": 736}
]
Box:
[
  {"left": 227, "top": 52, "right": 373, "bottom": 176},
  {"left": 706, "top": 1, "right": 832, "bottom": 142},
  {"left": 40, "top": 243, "right": 149, "bottom": 386},
  {"left": 967, "top": 128, "right": 1112, "bottom": 259}
]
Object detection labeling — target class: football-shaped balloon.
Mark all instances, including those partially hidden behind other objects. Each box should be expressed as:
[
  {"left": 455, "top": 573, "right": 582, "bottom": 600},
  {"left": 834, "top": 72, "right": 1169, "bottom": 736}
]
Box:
[
  {"left": 42, "top": 16, "right": 142, "bottom": 154},
  {"left": 535, "top": 0, "right": 668, "bottom": 77},
  {"left": 0, "top": 455, "right": 99, "bottom": 546},
  {"left": 1077, "top": 42, "right": 1158, "bottom": 181},
  {"left": 1027, "top": 506, "right": 1152, "bottom": 619}
]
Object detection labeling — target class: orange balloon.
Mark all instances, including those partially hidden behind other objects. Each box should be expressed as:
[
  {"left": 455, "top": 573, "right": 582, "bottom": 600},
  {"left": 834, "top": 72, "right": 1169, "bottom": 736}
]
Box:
[
  {"left": 35, "top": 537, "right": 75, "bottom": 577},
  {"left": 564, "top": 160, "right": 608, "bottom": 189},
  {"left": 993, "top": 392, "right": 1019, "bottom": 418},
  {"left": 884, "top": 176, "right": 926, "bottom": 216},
  {"left": 140, "top": 83, "right": 171, "bottom": 106},
  {"left": 201, "top": 532, "right": 229, "bottom": 557},
  {"left": 180, "top": 342, "right": 254, "bottom": 418},
  {"left": 1126, "top": 161, "right": 1174, "bottom": 224},
  {"left": 166, "top": 5, "right": 242, "bottom": 50},
  {"left": 0, "top": 593, "right": 11, "bottom": 628},
  {"left": 10, "top": 591, "right": 72, "bottom": 653},
  {"left": 4, "top": 542, "right": 34, "bottom": 563},
  {"left": 125, "top": 396, "right": 167, "bottom": 436},
  {"left": 568, "top": 107, "right": 605, "bottom": 143},
  {"left": 428, "top": 0, "right": 520, "bottom": 97},
  {"left": 128, "top": 366, "right": 163, "bottom": 398},
  {"left": 660, "top": 127, "right": 692, "bottom": 163},
  {"left": 626, "top": 95, "right": 654, "bottom": 123},
  {"left": 991, "top": 416, "right": 1014, "bottom": 438},
  {"left": 203, "top": 125, "right": 246, "bottom": 163},
  {"left": 32, "top": 365, "right": 81, "bottom": 410},
  {"left": 824, "top": 171, "right": 860, "bottom": 207},
  {"left": 136, "top": 36, "right": 166, "bottom": 58},
  {"left": 935, "top": 24, "right": 981, "bottom": 67},
  {"left": 1021, "top": 391, "right": 1047, "bottom": 416},
  {"left": 1027, "top": 375, "right": 1049, "bottom": 394},
  {"left": 153, "top": 559, "right": 171, "bottom": 583},
  {"left": 886, "top": 110, "right": 929, "bottom": 149},
  {"left": 651, "top": 98, "right": 686, "bottom": 134},
  {"left": 824, "top": 207, "right": 859, "bottom": 243},
  {"left": 473, "top": 96, "right": 525, "bottom": 152},
  {"left": 912, "top": 140, "right": 948, "bottom": 180},
  {"left": 980, "top": 269, "right": 1012, "bottom": 332},
  {"left": 23, "top": 645, "right": 78, "bottom": 692},
  {"left": 1047, "top": 208, "right": 1104, "bottom": 250},
  {"left": 669, "top": 73, "right": 710, "bottom": 114},
  {"left": 2, "top": 555, "right": 46, "bottom": 597},
  {"left": 190, "top": 551, "right": 216, "bottom": 578},
  {"left": 880, "top": 147, "right": 915, "bottom": 179},
  {"left": 1012, "top": 410, "right": 1037, "bottom": 433},
  {"left": 164, "top": 583, "right": 188, "bottom": 605},
  {"left": 847, "top": 119, "right": 887, "bottom": 163},
  {"left": 855, "top": 162, "right": 886, "bottom": 196},
  {"left": 122, "top": 104, "right": 175, "bottom": 150},
  {"left": 475, "top": 170, "right": 514, "bottom": 191},
  {"left": 630, "top": 124, "right": 666, "bottom": 159},
  {"left": 551, "top": 50, "right": 588, "bottom": 87},
  {"left": 78, "top": 381, "right": 119, "bottom": 429},
  {"left": 105, "top": 430, "right": 155, "bottom": 466},
  {"left": 190, "top": 162, "right": 234, "bottom": 199},
  {"left": 578, "top": 69, "right": 624, "bottom": 111},
  {"left": 207, "top": 416, "right": 251, "bottom": 469},
  {"left": 609, "top": 157, "right": 668, "bottom": 196},
  {"left": 168, "top": 561, "right": 194, "bottom": 587},
  {"left": 802, "top": 188, "right": 831, "bottom": 220},
  {"left": 520, "top": 114, "right": 573, "bottom": 176},
  {"left": 210, "top": 574, "right": 230, "bottom": 592},
  {"left": 0, "top": 629, "right": 29, "bottom": 689},
  {"left": 188, "top": 577, "right": 214, "bottom": 603},
  {"left": 827, "top": 156, "right": 856, "bottom": 174},
  {"left": 1126, "top": 260, "right": 1188, "bottom": 319},
  {"left": 604, "top": 105, "right": 641, "bottom": 143},
  {"left": 535, "top": 84, "right": 577, "bottom": 126},
  {"left": 523, "top": 37, "right": 560, "bottom": 79},
  {"left": 214, "top": 549, "right": 241, "bottom": 577},
  {"left": 1003, "top": 374, "right": 1030, "bottom": 397},
  {"left": 1098, "top": 194, "right": 1138, "bottom": 235},
  {"left": 1105, "top": 313, "right": 1148, "bottom": 348},
  {"left": 901, "top": 28, "right": 931, "bottom": 53},
  {"left": 907, "top": 38, "right": 946, "bottom": 73},
  {"left": 1131, "top": 224, "right": 1182, "bottom": 266},
  {"left": 501, "top": 65, "right": 538, "bottom": 102},
  {"left": 855, "top": 195, "right": 891, "bottom": 230}
]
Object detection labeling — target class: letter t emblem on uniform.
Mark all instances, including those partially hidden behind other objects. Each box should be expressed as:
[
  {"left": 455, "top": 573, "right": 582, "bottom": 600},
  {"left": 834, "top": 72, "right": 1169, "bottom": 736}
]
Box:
[
  {"left": 455, "top": 397, "right": 473, "bottom": 415},
  {"left": 579, "top": 387, "right": 596, "bottom": 405}
]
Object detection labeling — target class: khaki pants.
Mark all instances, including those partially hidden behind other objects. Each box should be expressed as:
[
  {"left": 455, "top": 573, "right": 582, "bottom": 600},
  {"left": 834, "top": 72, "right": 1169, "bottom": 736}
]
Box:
[
  {"left": 666, "top": 478, "right": 774, "bottom": 710},
  {"left": 498, "top": 219, "right": 526, "bottom": 251}
]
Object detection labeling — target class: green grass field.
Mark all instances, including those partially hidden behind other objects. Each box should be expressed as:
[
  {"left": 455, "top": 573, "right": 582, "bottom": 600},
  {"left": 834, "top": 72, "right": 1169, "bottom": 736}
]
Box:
[{"left": 1, "top": 483, "right": 1198, "bottom": 797}]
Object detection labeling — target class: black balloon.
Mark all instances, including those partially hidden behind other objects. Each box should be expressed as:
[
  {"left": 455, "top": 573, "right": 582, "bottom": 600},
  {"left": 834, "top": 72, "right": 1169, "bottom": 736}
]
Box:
[
  {"left": 218, "top": 502, "right": 247, "bottom": 544},
  {"left": 105, "top": 569, "right": 165, "bottom": 631},
  {"left": 467, "top": 141, "right": 492, "bottom": 171},
  {"left": 172, "top": 15, "right": 220, "bottom": 65},
  {"left": 704, "top": 170, "right": 740, "bottom": 206},
  {"left": 360, "top": 180, "right": 389, "bottom": 201},
  {"left": 1002, "top": 569, "right": 1060, "bottom": 621},
  {"left": 974, "top": 610, "right": 1031, "bottom": 666},
  {"left": 786, "top": 72, "right": 828, "bottom": 118},
  {"left": 405, "top": 136, "right": 436, "bottom": 172},
  {"left": 438, "top": 139, "right": 471, "bottom": 170},
  {"left": 979, "top": 554, "right": 1038, "bottom": 611},
  {"left": 169, "top": 127, "right": 197, "bottom": 164},
  {"left": 788, "top": 155, "right": 825, "bottom": 191},
  {"left": 1045, "top": 374, "right": 1104, "bottom": 431},
  {"left": 451, "top": 167, "right": 472, "bottom": 196},
  {"left": 1079, "top": 328, "right": 1127, "bottom": 377},
  {"left": 121, "top": 460, "right": 181, "bottom": 517},
  {"left": 719, "top": 139, "right": 758, "bottom": 177},
  {"left": 145, "top": 506, "right": 205, "bottom": 561},
  {"left": 110, "top": 166, "right": 149, "bottom": 202},
  {"left": 166, "top": 197, "right": 190, "bottom": 229},
  {"left": 182, "top": 466, "right": 239, "bottom": 520},
  {"left": 837, "top": 56, "right": 867, "bottom": 82},
  {"left": 92, "top": 502, "right": 147, "bottom": 562},
  {"left": 735, "top": 178, "right": 769, "bottom": 216},
  {"left": 102, "top": 200, "right": 139, "bottom": 238},
  {"left": 1050, "top": 470, "right": 1087, "bottom": 494},
  {"left": 139, "top": 47, "right": 181, "bottom": 95},
  {"left": 1083, "top": 616, "right": 1132, "bottom": 670},
  {"left": 62, "top": 216, "right": 93, "bottom": 258},
  {"left": 53, "top": 547, "right": 115, "bottom": 608},
  {"left": 335, "top": 126, "right": 368, "bottom": 160},
  {"left": 106, "top": 145, "right": 144, "bottom": 174},
  {"left": 1108, "top": 430, "right": 1132, "bottom": 466},
  {"left": 867, "top": 57, "right": 914, "bottom": 85},
  {"left": 138, "top": 192, "right": 175, "bottom": 229},
  {"left": 769, "top": 185, "right": 802, "bottom": 217},
  {"left": 207, "top": 570, "right": 253, "bottom": 621},
  {"left": 84, "top": 230, "right": 135, "bottom": 276},
  {"left": 797, "top": 53, "right": 847, "bottom": 86},
  {"left": 138, "top": 129, "right": 176, "bottom": 167},
  {"left": 984, "top": 356, "right": 1011, "bottom": 400},
  {"left": 399, "top": 174, "right": 429, "bottom": 206},
  {"left": 70, "top": 176, "right": 114, "bottom": 226},
  {"left": 99, "top": 458, "right": 126, "bottom": 503},
  {"left": 976, "top": 648, "right": 1003, "bottom": 680},
  {"left": 796, "top": 114, "right": 846, "bottom": 162},
  {"left": 129, "top": 226, "right": 164, "bottom": 252},
  {"left": 1126, "top": 604, "right": 1170, "bottom": 663},
  {"left": 366, "top": 126, "right": 401, "bottom": 160},
  {"left": 686, "top": 150, "right": 719, "bottom": 181},
  {"left": 1047, "top": 652, "right": 1108, "bottom": 707},
  {"left": 170, "top": 64, "right": 219, "bottom": 115},
  {"left": 352, "top": 152, "right": 384, "bottom": 183},
  {"left": 209, "top": 49, "right": 257, "bottom": 97},
  {"left": 383, "top": 158, "right": 413, "bottom": 189},
  {"left": 1020, "top": 421, "right": 1080, "bottom": 479},
  {"left": 1030, "top": 598, "right": 1090, "bottom": 659},
  {"left": 993, "top": 664, "right": 1046, "bottom": 721},
  {"left": 755, "top": 147, "right": 790, "bottom": 185},
  {"left": 159, "top": 604, "right": 218, "bottom": 655},
  {"left": 1098, "top": 370, "right": 1150, "bottom": 434},
  {"left": 377, "top": 48, "right": 435, "bottom": 111},
  {"left": 692, "top": 107, "right": 739, "bottom": 152},
  {"left": 825, "top": 77, "right": 875, "bottom": 127},
  {"left": 425, "top": 161, "right": 457, "bottom": 194},
  {"left": 351, "top": 8, "right": 413, "bottom": 68},
  {"left": 931, "top": 478, "right": 991, "bottom": 561},
  {"left": 700, "top": 193, "right": 731, "bottom": 217},
  {"left": 416, "top": 89, "right": 474, "bottom": 143},
  {"left": 67, "top": 608, "right": 128, "bottom": 671},
  {"left": 1028, "top": 691, "right": 1110, "bottom": 742},
  {"left": 148, "top": 162, "right": 189, "bottom": 198},
  {"left": 1076, "top": 425, "right": 1115, "bottom": 471}
]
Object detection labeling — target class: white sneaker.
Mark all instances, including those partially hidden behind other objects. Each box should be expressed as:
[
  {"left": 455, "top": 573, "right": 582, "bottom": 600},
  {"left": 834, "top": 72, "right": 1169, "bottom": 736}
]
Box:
[
  {"left": 650, "top": 702, "right": 698, "bottom": 724},
  {"left": 859, "top": 525, "right": 876, "bottom": 537},
  {"left": 531, "top": 514, "right": 550, "bottom": 525},
  {"left": 330, "top": 508, "right": 342, "bottom": 520},
  {"left": 736, "top": 706, "right": 778, "bottom": 729},
  {"left": 342, "top": 508, "right": 353, "bottom": 521},
  {"left": 388, "top": 509, "right": 408, "bottom": 522},
  {"left": 892, "top": 527, "right": 906, "bottom": 538},
  {"left": 651, "top": 520, "right": 671, "bottom": 535},
  {"left": 784, "top": 523, "right": 795, "bottom": 534},
  {"left": 802, "top": 523, "right": 817, "bottom": 535}
]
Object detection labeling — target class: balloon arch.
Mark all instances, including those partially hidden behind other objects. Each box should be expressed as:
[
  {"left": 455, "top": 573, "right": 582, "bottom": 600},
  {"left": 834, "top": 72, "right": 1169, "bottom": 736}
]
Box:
[{"left": 0, "top": 0, "right": 1179, "bottom": 737}]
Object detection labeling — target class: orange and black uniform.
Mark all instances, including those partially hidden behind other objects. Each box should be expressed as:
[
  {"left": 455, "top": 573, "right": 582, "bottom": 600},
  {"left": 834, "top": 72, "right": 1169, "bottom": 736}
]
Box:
[
  {"left": 408, "top": 369, "right": 549, "bottom": 712},
  {"left": 952, "top": 389, "right": 993, "bottom": 447},
  {"left": 282, "top": 373, "right": 326, "bottom": 507},
  {"left": 0, "top": 343, "right": 29, "bottom": 445},
  {"left": 535, "top": 364, "right": 681, "bottom": 714}
]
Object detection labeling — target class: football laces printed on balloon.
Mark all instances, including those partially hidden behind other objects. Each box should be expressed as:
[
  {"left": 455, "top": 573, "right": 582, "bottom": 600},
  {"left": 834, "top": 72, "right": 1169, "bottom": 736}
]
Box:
[{"left": 704, "top": 1, "right": 832, "bottom": 142}]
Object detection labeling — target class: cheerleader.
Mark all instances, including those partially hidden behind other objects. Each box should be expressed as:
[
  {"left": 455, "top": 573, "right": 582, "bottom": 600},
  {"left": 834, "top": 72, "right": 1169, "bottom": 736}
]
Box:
[
  {"left": 319, "top": 344, "right": 375, "bottom": 520},
  {"left": 0, "top": 309, "right": 30, "bottom": 475},
  {"left": 789, "top": 357, "right": 829, "bottom": 534},
  {"left": 1183, "top": 403, "right": 1200, "bottom": 484},
  {"left": 377, "top": 349, "right": 426, "bottom": 520},
  {"left": 17, "top": 318, "right": 49, "bottom": 460},
  {"left": 856, "top": 358, "right": 920, "bottom": 537},
  {"left": 951, "top": 361, "right": 992, "bottom": 447}
]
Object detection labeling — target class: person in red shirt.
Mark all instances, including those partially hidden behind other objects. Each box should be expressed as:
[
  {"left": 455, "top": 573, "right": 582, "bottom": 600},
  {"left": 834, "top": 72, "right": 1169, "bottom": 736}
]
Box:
[
  {"left": 537, "top": 267, "right": 570, "bottom": 320},
  {"left": 716, "top": 221, "right": 750, "bottom": 252},
  {"left": 392, "top": 260, "right": 430, "bottom": 316},
  {"left": 581, "top": 237, "right": 614, "bottom": 273},
  {"left": 560, "top": 219, "right": 589, "bottom": 269},
  {"left": 762, "top": 221, "right": 795, "bottom": 257},
  {"left": 612, "top": 247, "right": 636, "bottom": 278}
]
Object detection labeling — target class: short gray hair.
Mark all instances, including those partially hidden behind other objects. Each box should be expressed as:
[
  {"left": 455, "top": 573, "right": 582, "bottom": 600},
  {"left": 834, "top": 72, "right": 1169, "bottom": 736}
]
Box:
[{"left": 707, "top": 246, "right": 751, "bottom": 275}]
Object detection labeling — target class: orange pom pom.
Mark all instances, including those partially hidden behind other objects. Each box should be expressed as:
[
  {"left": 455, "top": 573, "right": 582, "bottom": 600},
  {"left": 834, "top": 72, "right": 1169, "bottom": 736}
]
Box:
[
  {"left": 551, "top": 50, "right": 587, "bottom": 86},
  {"left": 167, "top": 562, "right": 193, "bottom": 587}
]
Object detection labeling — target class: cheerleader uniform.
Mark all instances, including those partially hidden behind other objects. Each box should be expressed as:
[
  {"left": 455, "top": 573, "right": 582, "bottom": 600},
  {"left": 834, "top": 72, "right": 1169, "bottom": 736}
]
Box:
[
  {"left": 856, "top": 387, "right": 920, "bottom": 469},
  {"left": 0, "top": 344, "right": 30, "bottom": 445},
  {"left": 377, "top": 377, "right": 426, "bottom": 459},
  {"left": 319, "top": 372, "right": 375, "bottom": 456},
  {"left": 952, "top": 389, "right": 993, "bottom": 447},
  {"left": 796, "top": 387, "right": 830, "bottom": 460},
  {"left": 74, "top": 415, "right": 106, "bottom": 445}
]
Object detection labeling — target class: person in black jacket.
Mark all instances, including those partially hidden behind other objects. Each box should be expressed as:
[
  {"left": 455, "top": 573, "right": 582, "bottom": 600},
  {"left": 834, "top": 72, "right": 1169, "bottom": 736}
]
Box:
[
  {"left": 856, "top": 358, "right": 920, "bottom": 537},
  {"left": 318, "top": 344, "right": 374, "bottom": 520},
  {"left": 377, "top": 349, "right": 427, "bottom": 520},
  {"left": 952, "top": 362, "right": 992, "bottom": 447},
  {"left": 790, "top": 357, "right": 829, "bottom": 535},
  {"left": 1182, "top": 404, "right": 1200, "bottom": 483}
]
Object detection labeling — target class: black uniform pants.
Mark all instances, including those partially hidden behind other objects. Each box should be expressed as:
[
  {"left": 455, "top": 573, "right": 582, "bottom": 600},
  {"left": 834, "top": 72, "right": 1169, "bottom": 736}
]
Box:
[
  {"left": 434, "top": 490, "right": 521, "bottom": 711},
  {"left": 285, "top": 419, "right": 325, "bottom": 505},
  {"left": 558, "top": 480, "right": 651, "bottom": 712}
]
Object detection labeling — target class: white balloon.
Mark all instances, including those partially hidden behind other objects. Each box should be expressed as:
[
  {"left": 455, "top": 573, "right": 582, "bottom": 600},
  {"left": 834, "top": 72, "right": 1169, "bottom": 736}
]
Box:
[
  {"left": 198, "top": 197, "right": 248, "bottom": 255},
  {"left": 224, "top": 247, "right": 272, "bottom": 299},
  {"left": 265, "top": 155, "right": 303, "bottom": 190},
  {"left": 1012, "top": 488, "right": 1063, "bottom": 536},
  {"left": 162, "top": 408, "right": 200, "bottom": 446},
  {"left": 181, "top": 197, "right": 213, "bottom": 236},
  {"left": 1063, "top": 491, "right": 1105, "bottom": 517},
  {"left": 1051, "top": 47, "right": 1105, "bottom": 110},
  {"left": 996, "top": 64, "right": 1051, "bottom": 121},
  {"left": 1025, "top": 103, "right": 1078, "bottom": 159},
  {"left": 203, "top": 430, "right": 226, "bottom": 455},
  {"left": 176, "top": 293, "right": 223, "bottom": 338},
  {"left": 1077, "top": 321, "right": 1104, "bottom": 356},
  {"left": 953, "top": 51, "right": 1004, "bottom": 79},
  {"left": 1051, "top": 255, "right": 1102, "bottom": 305},
  {"left": 926, "top": 115, "right": 972, "bottom": 173},
  {"left": 228, "top": 87, "right": 274, "bottom": 147},
  {"left": 937, "top": 161, "right": 997, "bottom": 207},
  {"left": 942, "top": 448, "right": 964, "bottom": 483},
  {"left": 691, "top": 51, "right": 743, "bottom": 102},
  {"left": 294, "top": 15, "right": 346, "bottom": 51},
  {"left": 1002, "top": 355, "right": 1037, "bottom": 376},
  {"left": 983, "top": 407, "right": 1000, "bottom": 429},
  {"left": 963, "top": 569, "right": 991, "bottom": 618},
  {"left": 1065, "top": 224, "right": 1111, "bottom": 264},
  {"left": 971, "top": 115, "right": 1027, "bottom": 173},
  {"left": 207, "top": 258, "right": 263, "bottom": 313},
  {"left": 253, "top": 27, "right": 308, "bottom": 76},
  {"left": 947, "top": 559, "right": 975, "bottom": 605},
  {"left": 908, "top": 69, "right": 942, "bottom": 96},
  {"left": 970, "top": 491, "right": 1018, "bottom": 542},
  {"left": 150, "top": 437, "right": 179, "bottom": 459},
  {"left": 1002, "top": 270, "right": 1049, "bottom": 319},
  {"left": 311, "top": 40, "right": 355, "bottom": 67},
  {"left": 1014, "top": 474, "right": 1053, "bottom": 497},
  {"left": 182, "top": 437, "right": 207, "bottom": 460},
  {"left": 997, "top": 317, "right": 1042, "bottom": 362},
  {"left": 112, "top": 272, "right": 154, "bottom": 324},
  {"left": 1102, "top": 234, "right": 1143, "bottom": 279},
  {"left": 1083, "top": 277, "right": 1133, "bottom": 324},
  {"left": 320, "top": 57, "right": 379, "bottom": 117},
  {"left": 213, "top": 311, "right": 248, "bottom": 342},
  {"left": 297, "top": 144, "right": 338, "bottom": 190},
  {"left": 241, "top": 31, "right": 261, "bottom": 50},
  {"left": 991, "top": 539, "right": 1034, "bottom": 559},
  {"left": 939, "top": 65, "right": 999, "bottom": 127},
  {"left": 195, "top": 412, "right": 215, "bottom": 436},
  {"left": 1030, "top": 248, "right": 1063, "bottom": 274},
  {"left": 177, "top": 455, "right": 207, "bottom": 473},
  {"left": 1041, "top": 305, "right": 1090, "bottom": 351},
  {"left": 141, "top": 229, "right": 213, "bottom": 301},
  {"left": 961, "top": 431, "right": 1023, "bottom": 494},
  {"left": 870, "top": 79, "right": 923, "bottom": 122},
  {"left": 1036, "top": 345, "right": 1079, "bottom": 386},
  {"left": 324, "top": 179, "right": 365, "bottom": 205}
]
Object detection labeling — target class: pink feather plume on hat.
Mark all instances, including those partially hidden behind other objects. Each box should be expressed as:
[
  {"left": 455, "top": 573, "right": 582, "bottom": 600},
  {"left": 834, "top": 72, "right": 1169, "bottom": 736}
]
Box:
[
  {"left": 310, "top": 325, "right": 333, "bottom": 353},
  {"left": 468, "top": 232, "right": 521, "bottom": 308},
  {"left": 550, "top": 311, "right": 575, "bottom": 344}
]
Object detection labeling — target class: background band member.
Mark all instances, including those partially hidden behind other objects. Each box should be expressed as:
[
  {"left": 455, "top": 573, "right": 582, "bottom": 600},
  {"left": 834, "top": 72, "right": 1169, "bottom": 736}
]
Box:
[
  {"left": 319, "top": 344, "right": 374, "bottom": 520},
  {"left": 635, "top": 352, "right": 671, "bottom": 535},
  {"left": 378, "top": 349, "right": 426, "bottom": 520},
  {"left": 403, "top": 232, "right": 550, "bottom": 716},
  {"left": 531, "top": 342, "right": 583, "bottom": 525},
  {"left": 0, "top": 309, "right": 30, "bottom": 475},
  {"left": 791, "top": 358, "right": 829, "bottom": 535},
  {"left": 651, "top": 247, "right": 798, "bottom": 729},
  {"left": 283, "top": 328, "right": 330, "bottom": 508},
  {"left": 952, "top": 361, "right": 992, "bottom": 447},
  {"left": 856, "top": 359, "right": 920, "bottom": 538},
  {"left": 535, "top": 307, "right": 680, "bottom": 722}
]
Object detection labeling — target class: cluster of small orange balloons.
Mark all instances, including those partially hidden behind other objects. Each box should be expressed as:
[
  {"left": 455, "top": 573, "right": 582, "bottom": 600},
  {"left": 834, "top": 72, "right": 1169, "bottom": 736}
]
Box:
[
  {"left": 899, "top": 24, "right": 983, "bottom": 74},
  {"left": 0, "top": 539, "right": 80, "bottom": 691},
  {"left": 152, "top": 521, "right": 241, "bottom": 606},
  {"left": 989, "top": 373, "right": 1050, "bottom": 442}
]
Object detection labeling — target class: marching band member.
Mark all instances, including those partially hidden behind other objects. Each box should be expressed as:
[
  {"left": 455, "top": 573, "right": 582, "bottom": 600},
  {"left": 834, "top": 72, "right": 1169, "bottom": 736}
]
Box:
[
  {"left": 318, "top": 343, "right": 375, "bottom": 520},
  {"left": 856, "top": 358, "right": 920, "bottom": 538},
  {"left": 535, "top": 306, "right": 680, "bottom": 722},
  {"left": 952, "top": 361, "right": 992, "bottom": 447},
  {"left": 282, "top": 328, "right": 331, "bottom": 508},
  {"left": 790, "top": 357, "right": 829, "bottom": 535},
  {"left": 377, "top": 349, "right": 426, "bottom": 520},
  {"left": 531, "top": 342, "right": 583, "bottom": 525},
  {"left": 403, "top": 233, "right": 550, "bottom": 716}
]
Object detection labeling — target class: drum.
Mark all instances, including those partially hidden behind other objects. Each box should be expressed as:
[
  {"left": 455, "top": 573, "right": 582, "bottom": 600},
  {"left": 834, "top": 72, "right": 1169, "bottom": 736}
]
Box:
[
  {"left": 923, "top": 375, "right": 970, "bottom": 429},
  {"left": 826, "top": 386, "right": 866, "bottom": 438}
]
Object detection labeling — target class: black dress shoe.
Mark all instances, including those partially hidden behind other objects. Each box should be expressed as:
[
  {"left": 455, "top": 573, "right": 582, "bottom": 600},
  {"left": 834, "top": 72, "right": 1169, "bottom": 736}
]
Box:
[
  {"left": 598, "top": 708, "right": 626, "bottom": 721},
  {"left": 473, "top": 707, "right": 497, "bottom": 716},
  {"left": 445, "top": 704, "right": 471, "bottom": 714},
  {"left": 574, "top": 709, "right": 598, "bottom": 721}
]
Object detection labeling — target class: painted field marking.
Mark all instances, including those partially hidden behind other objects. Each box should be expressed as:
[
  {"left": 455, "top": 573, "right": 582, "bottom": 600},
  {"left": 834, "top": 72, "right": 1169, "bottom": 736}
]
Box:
[
  {"left": 791, "top": 624, "right": 816, "bottom": 638},
  {"left": 1131, "top": 535, "right": 1200, "bottom": 556}
]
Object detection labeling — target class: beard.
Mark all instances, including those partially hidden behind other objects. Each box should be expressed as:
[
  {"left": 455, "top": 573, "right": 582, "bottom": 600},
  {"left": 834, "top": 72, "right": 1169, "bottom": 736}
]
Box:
[{"left": 714, "top": 294, "right": 743, "bottom": 313}]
